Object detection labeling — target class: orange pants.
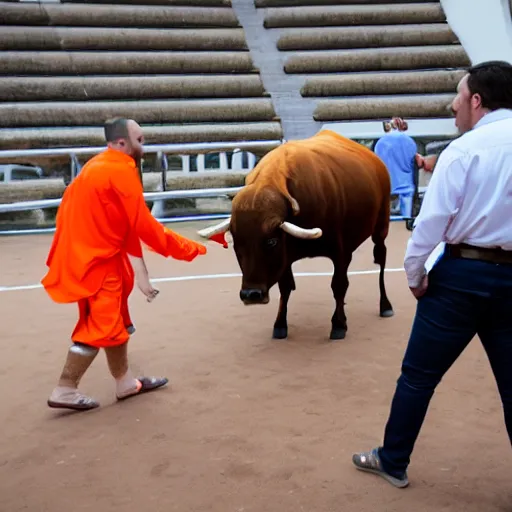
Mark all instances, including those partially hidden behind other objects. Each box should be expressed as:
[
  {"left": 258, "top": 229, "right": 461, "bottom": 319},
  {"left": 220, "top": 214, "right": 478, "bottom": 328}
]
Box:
[{"left": 71, "top": 255, "right": 135, "bottom": 349}]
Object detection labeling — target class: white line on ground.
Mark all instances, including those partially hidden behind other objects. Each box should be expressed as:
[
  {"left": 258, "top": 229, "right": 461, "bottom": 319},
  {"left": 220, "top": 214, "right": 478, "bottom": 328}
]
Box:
[{"left": 0, "top": 267, "right": 405, "bottom": 293}]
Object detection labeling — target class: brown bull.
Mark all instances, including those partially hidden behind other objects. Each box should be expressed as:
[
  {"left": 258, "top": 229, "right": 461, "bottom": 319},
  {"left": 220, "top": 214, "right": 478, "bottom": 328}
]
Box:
[{"left": 198, "top": 130, "right": 394, "bottom": 340}]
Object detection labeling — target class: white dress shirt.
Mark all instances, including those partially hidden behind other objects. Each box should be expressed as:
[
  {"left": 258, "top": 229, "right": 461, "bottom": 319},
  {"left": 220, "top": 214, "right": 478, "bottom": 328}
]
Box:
[{"left": 404, "top": 108, "right": 512, "bottom": 288}]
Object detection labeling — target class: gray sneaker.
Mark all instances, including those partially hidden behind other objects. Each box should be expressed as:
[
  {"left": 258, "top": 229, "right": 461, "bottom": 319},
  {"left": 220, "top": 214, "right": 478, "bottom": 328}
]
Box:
[{"left": 352, "top": 448, "right": 409, "bottom": 488}]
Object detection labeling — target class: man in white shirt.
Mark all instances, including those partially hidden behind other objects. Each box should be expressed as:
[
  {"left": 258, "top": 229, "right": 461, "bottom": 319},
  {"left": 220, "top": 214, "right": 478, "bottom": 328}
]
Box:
[{"left": 352, "top": 60, "right": 512, "bottom": 488}]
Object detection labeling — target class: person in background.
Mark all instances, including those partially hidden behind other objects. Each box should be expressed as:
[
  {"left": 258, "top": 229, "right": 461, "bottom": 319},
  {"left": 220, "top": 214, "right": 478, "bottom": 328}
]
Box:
[{"left": 374, "top": 126, "right": 419, "bottom": 218}]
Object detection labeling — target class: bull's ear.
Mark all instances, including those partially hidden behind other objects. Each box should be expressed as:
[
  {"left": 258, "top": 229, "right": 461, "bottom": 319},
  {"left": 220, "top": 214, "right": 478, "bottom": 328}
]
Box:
[
  {"left": 289, "top": 197, "right": 300, "bottom": 215},
  {"left": 273, "top": 175, "right": 300, "bottom": 216}
]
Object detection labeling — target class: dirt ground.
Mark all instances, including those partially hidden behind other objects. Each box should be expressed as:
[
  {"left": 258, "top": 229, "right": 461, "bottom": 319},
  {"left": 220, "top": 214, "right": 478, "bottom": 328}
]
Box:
[{"left": 0, "top": 222, "right": 510, "bottom": 512}]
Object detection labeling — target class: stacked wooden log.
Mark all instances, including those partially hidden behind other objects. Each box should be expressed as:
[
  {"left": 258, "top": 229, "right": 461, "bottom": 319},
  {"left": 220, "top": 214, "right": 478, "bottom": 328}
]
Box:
[
  {"left": 0, "top": 0, "right": 282, "bottom": 149},
  {"left": 255, "top": 0, "right": 470, "bottom": 121}
]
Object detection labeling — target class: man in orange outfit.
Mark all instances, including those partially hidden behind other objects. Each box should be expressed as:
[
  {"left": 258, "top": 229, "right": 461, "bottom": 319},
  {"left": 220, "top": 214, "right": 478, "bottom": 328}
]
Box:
[{"left": 42, "top": 117, "right": 207, "bottom": 411}]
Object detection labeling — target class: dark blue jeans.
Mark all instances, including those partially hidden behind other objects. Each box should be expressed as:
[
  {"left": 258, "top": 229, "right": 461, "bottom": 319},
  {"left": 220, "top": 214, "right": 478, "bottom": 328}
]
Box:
[{"left": 378, "top": 252, "right": 512, "bottom": 478}]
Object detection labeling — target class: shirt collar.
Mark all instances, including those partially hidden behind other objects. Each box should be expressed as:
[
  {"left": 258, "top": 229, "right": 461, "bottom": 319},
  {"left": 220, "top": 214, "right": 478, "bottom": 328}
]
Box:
[
  {"left": 103, "top": 147, "right": 137, "bottom": 167},
  {"left": 474, "top": 108, "right": 512, "bottom": 129}
]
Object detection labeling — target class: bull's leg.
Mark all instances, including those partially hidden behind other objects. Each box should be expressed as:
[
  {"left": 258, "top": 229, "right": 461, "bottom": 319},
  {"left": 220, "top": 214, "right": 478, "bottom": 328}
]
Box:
[
  {"left": 330, "top": 255, "right": 352, "bottom": 340},
  {"left": 372, "top": 231, "right": 394, "bottom": 318},
  {"left": 272, "top": 266, "right": 296, "bottom": 340}
]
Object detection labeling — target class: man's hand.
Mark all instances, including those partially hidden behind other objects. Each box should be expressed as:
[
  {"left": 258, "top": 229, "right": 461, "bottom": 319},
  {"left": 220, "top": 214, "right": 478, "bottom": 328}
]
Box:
[
  {"left": 137, "top": 276, "right": 159, "bottom": 302},
  {"left": 383, "top": 117, "right": 408, "bottom": 133},
  {"left": 128, "top": 255, "right": 160, "bottom": 302},
  {"left": 410, "top": 274, "right": 428, "bottom": 299},
  {"left": 392, "top": 117, "right": 408, "bottom": 131}
]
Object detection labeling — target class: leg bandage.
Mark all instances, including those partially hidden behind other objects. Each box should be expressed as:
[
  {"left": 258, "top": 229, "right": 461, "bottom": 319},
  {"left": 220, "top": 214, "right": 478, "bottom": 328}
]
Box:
[
  {"left": 69, "top": 342, "right": 100, "bottom": 357},
  {"left": 58, "top": 342, "right": 99, "bottom": 388},
  {"left": 49, "top": 342, "right": 100, "bottom": 409}
]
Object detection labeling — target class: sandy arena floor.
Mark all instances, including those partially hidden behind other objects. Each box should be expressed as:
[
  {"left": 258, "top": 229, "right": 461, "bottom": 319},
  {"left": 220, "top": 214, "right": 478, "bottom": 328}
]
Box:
[{"left": 0, "top": 222, "right": 510, "bottom": 512}]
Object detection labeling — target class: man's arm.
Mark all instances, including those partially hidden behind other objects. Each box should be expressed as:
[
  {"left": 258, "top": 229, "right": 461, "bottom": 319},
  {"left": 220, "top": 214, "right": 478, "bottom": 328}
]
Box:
[
  {"left": 404, "top": 147, "right": 468, "bottom": 288},
  {"left": 127, "top": 253, "right": 159, "bottom": 301},
  {"left": 112, "top": 167, "right": 206, "bottom": 261}
]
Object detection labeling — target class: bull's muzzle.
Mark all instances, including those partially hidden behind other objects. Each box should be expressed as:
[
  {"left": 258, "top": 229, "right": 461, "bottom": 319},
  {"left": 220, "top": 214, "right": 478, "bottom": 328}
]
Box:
[{"left": 240, "top": 288, "right": 269, "bottom": 305}]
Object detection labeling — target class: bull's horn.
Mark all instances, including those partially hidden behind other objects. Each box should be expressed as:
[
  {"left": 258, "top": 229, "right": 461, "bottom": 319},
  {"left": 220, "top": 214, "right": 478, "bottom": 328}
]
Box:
[
  {"left": 280, "top": 221, "right": 322, "bottom": 239},
  {"left": 197, "top": 217, "right": 231, "bottom": 239}
]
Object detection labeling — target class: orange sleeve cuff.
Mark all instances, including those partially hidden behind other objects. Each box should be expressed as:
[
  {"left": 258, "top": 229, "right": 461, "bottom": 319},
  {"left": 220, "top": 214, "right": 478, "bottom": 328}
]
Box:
[{"left": 145, "top": 226, "right": 207, "bottom": 261}]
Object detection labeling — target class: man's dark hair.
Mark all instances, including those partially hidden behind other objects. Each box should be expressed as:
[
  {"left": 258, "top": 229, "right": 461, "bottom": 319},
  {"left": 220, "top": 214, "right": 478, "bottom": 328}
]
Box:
[
  {"left": 104, "top": 117, "right": 129, "bottom": 143},
  {"left": 466, "top": 60, "right": 512, "bottom": 111}
]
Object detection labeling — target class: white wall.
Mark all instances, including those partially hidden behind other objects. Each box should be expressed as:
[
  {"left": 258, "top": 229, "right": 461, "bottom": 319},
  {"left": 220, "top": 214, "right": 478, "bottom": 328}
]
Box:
[{"left": 441, "top": 0, "right": 512, "bottom": 65}]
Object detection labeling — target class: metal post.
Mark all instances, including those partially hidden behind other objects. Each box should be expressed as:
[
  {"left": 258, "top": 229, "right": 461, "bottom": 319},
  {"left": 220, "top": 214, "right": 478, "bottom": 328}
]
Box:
[{"left": 70, "top": 153, "right": 82, "bottom": 182}]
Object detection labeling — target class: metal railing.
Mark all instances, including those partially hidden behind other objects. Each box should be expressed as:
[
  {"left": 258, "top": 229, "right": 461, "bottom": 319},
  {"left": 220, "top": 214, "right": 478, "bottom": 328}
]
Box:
[
  {"left": 0, "top": 136, "right": 427, "bottom": 235},
  {"left": 0, "top": 139, "right": 282, "bottom": 216},
  {"left": 0, "top": 140, "right": 282, "bottom": 160},
  {"left": 0, "top": 187, "right": 244, "bottom": 214},
  {"left": 0, "top": 139, "right": 283, "bottom": 183}
]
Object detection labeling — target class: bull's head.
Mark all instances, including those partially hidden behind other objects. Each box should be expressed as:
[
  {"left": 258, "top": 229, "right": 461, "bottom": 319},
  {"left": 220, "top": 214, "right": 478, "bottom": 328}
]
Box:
[{"left": 197, "top": 187, "right": 322, "bottom": 305}]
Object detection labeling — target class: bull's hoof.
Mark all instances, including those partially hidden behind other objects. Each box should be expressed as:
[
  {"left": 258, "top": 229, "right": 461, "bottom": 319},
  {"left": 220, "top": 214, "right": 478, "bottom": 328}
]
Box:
[
  {"left": 272, "top": 327, "right": 288, "bottom": 340},
  {"left": 329, "top": 328, "right": 347, "bottom": 341},
  {"left": 380, "top": 309, "right": 394, "bottom": 318}
]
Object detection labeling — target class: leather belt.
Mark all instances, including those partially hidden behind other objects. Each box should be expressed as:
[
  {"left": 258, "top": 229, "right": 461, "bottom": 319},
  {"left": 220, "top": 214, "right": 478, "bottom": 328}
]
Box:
[{"left": 445, "top": 243, "right": 512, "bottom": 265}]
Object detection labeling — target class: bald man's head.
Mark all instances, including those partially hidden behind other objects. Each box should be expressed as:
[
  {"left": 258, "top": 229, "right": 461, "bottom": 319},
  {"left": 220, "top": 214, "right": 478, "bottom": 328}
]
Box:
[
  {"left": 104, "top": 117, "right": 130, "bottom": 143},
  {"left": 103, "top": 117, "right": 144, "bottom": 160}
]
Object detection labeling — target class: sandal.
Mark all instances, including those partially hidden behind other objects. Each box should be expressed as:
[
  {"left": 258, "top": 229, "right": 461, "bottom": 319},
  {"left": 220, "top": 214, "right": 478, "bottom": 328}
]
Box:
[
  {"left": 47, "top": 392, "right": 99, "bottom": 411},
  {"left": 116, "top": 376, "right": 169, "bottom": 401}
]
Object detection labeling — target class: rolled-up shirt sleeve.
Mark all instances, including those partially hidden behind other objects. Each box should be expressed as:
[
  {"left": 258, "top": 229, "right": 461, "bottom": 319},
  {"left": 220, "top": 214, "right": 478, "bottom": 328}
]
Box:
[{"left": 404, "top": 146, "right": 468, "bottom": 287}]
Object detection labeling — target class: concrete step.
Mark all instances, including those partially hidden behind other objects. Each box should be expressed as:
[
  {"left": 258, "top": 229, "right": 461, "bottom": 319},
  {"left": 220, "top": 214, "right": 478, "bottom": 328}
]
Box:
[
  {"left": 0, "top": 75, "right": 267, "bottom": 102},
  {"left": 313, "top": 93, "right": 454, "bottom": 121},
  {"left": 0, "top": 122, "right": 283, "bottom": 150},
  {"left": 61, "top": 0, "right": 232, "bottom": 5},
  {"left": 301, "top": 69, "right": 465, "bottom": 96},
  {"left": 256, "top": 0, "right": 436, "bottom": 6},
  {"left": 284, "top": 45, "right": 470, "bottom": 73},
  {"left": 0, "top": 51, "right": 256, "bottom": 75},
  {"left": 0, "top": 26, "right": 248, "bottom": 51},
  {"left": 0, "top": 98, "right": 278, "bottom": 128},
  {"left": 0, "top": 2, "right": 238, "bottom": 27},
  {"left": 263, "top": 4, "right": 445, "bottom": 28},
  {"left": 277, "top": 23, "right": 458, "bottom": 50}
]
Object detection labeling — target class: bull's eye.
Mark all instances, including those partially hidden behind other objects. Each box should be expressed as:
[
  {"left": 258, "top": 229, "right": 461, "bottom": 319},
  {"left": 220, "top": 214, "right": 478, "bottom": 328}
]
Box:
[{"left": 266, "top": 238, "right": 278, "bottom": 248}]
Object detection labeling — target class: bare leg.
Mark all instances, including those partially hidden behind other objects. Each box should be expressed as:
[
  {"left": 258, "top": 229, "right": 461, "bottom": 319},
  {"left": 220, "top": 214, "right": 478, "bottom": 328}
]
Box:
[
  {"left": 48, "top": 342, "right": 100, "bottom": 411},
  {"left": 330, "top": 254, "right": 352, "bottom": 340},
  {"left": 105, "top": 342, "right": 169, "bottom": 400},
  {"left": 104, "top": 342, "right": 129, "bottom": 379},
  {"left": 272, "top": 265, "right": 296, "bottom": 340},
  {"left": 104, "top": 342, "right": 140, "bottom": 397}
]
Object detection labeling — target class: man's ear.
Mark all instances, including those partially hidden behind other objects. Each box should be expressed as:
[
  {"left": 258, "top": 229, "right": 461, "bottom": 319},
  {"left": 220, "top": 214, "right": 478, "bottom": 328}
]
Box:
[{"left": 471, "top": 93, "right": 483, "bottom": 109}]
